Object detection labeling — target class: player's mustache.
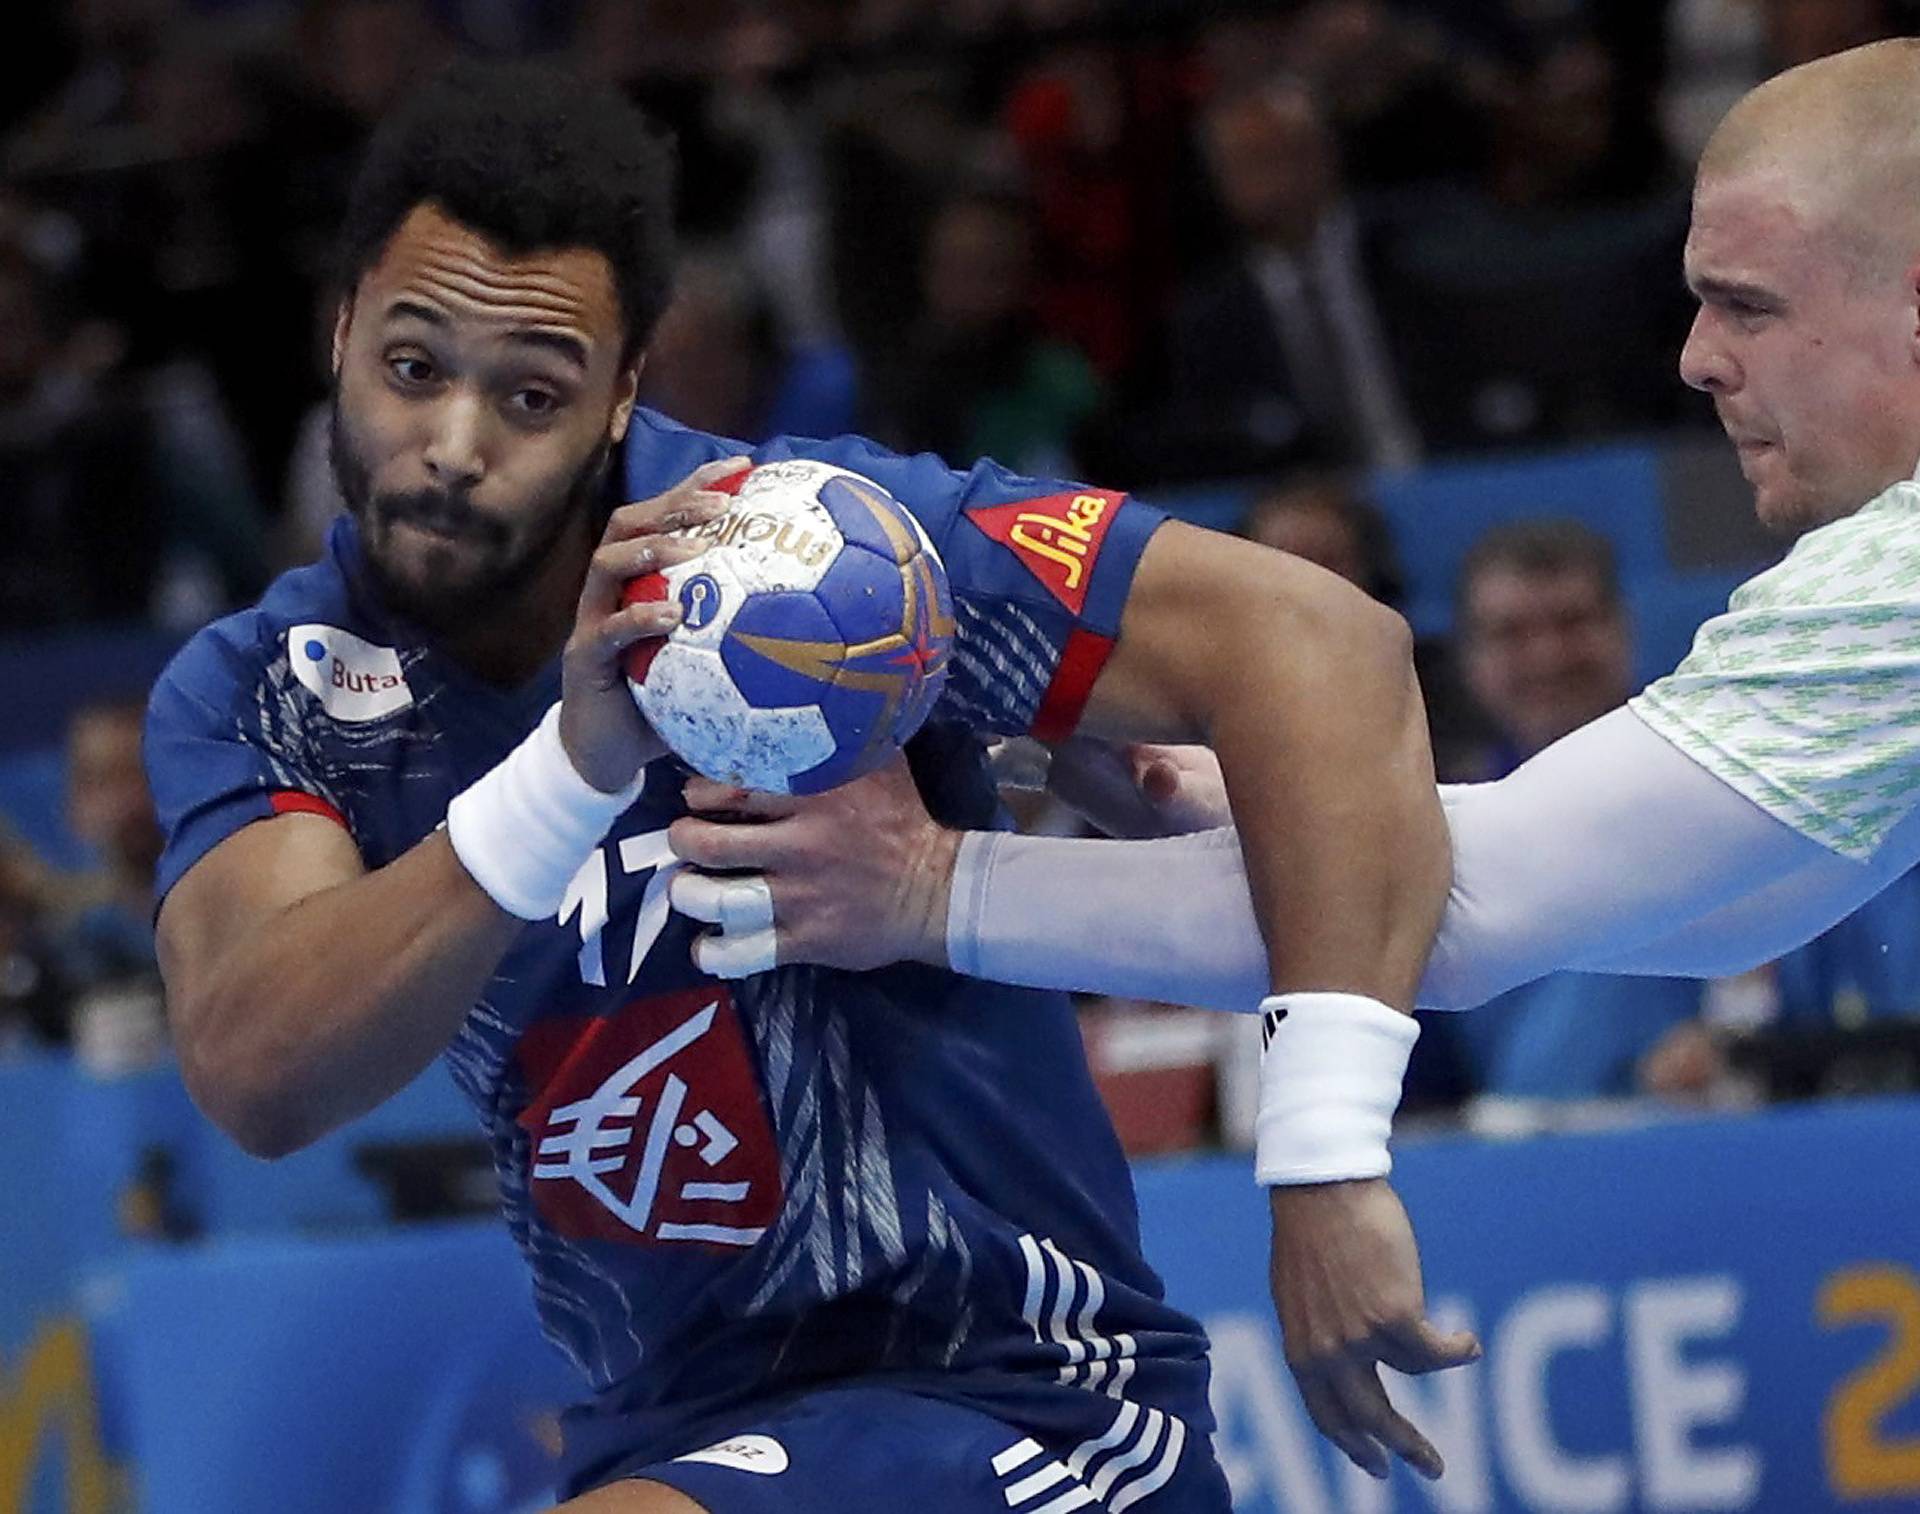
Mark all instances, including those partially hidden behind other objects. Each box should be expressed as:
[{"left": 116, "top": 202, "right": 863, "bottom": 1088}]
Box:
[{"left": 376, "top": 488, "right": 509, "bottom": 546}]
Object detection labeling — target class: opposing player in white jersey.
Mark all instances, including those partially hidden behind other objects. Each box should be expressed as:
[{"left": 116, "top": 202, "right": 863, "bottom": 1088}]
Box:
[{"left": 664, "top": 30, "right": 1920, "bottom": 1396}]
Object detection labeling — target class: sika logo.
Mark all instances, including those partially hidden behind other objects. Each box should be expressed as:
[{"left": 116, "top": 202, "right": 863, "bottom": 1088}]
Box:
[
  {"left": 287, "top": 623, "right": 412, "bottom": 722},
  {"left": 965, "top": 489, "right": 1124, "bottom": 616}
]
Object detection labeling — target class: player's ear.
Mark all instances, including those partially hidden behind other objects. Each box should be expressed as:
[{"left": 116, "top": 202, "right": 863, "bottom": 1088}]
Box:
[
  {"left": 610, "top": 353, "right": 643, "bottom": 443},
  {"left": 330, "top": 296, "right": 353, "bottom": 380}
]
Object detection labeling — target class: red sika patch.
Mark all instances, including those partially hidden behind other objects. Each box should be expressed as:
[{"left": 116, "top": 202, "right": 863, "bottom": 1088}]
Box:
[
  {"left": 964, "top": 488, "right": 1126, "bottom": 617},
  {"left": 515, "top": 986, "right": 780, "bottom": 1249}
]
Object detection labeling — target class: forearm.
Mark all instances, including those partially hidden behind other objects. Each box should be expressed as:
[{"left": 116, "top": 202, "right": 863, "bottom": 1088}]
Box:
[
  {"left": 1211, "top": 598, "right": 1446, "bottom": 1008},
  {"left": 1418, "top": 706, "right": 1857, "bottom": 1008},
  {"left": 946, "top": 707, "right": 1916, "bottom": 1014},
  {"left": 173, "top": 831, "right": 519, "bottom": 1156},
  {"left": 947, "top": 825, "right": 1269, "bottom": 1009},
  {"left": 168, "top": 705, "right": 643, "bottom": 1156}
]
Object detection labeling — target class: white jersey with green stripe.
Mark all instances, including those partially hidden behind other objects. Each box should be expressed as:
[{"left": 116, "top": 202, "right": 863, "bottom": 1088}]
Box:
[{"left": 1632, "top": 466, "right": 1920, "bottom": 863}]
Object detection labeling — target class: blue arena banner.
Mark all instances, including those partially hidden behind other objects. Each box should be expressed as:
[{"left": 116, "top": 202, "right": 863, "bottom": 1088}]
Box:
[
  {"left": 1138, "top": 1097, "right": 1920, "bottom": 1514},
  {"left": 6, "top": 1064, "right": 1918, "bottom": 1513}
]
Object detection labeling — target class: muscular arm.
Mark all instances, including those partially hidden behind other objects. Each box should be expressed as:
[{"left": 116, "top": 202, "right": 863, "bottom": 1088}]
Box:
[
  {"left": 1078, "top": 521, "right": 1447, "bottom": 1008},
  {"left": 158, "top": 819, "right": 520, "bottom": 1157}
]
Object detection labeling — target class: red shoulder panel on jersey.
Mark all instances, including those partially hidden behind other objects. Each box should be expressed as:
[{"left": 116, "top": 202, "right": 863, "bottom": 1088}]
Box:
[
  {"left": 269, "top": 789, "right": 347, "bottom": 828},
  {"left": 964, "top": 488, "right": 1126, "bottom": 618},
  {"left": 1030, "top": 627, "right": 1117, "bottom": 743}
]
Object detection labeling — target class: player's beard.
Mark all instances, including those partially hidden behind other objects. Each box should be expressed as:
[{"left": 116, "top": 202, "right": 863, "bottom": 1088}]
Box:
[{"left": 329, "top": 399, "right": 613, "bottom": 637}]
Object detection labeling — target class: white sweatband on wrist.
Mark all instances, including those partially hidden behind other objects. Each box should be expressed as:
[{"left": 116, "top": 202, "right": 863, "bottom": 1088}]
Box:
[
  {"left": 446, "top": 703, "right": 643, "bottom": 920},
  {"left": 1253, "top": 993, "right": 1418, "bottom": 1185}
]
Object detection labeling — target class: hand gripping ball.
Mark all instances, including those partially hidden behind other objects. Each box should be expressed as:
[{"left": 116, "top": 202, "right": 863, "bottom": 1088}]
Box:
[{"left": 622, "top": 459, "right": 955, "bottom": 795}]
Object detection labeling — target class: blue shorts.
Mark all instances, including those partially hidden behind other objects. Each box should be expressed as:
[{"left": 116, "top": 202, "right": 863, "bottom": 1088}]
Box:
[{"left": 615, "top": 1386, "right": 1229, "bottom": 1514}]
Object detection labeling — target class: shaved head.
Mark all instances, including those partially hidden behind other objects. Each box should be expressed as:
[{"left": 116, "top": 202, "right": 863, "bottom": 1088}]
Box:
[
  {"left": 1680, "top": 40, "right": 1920, "bottom": 536},
  {"left": 1701, "top": 39, "right": 1920, "bottom": 280}
]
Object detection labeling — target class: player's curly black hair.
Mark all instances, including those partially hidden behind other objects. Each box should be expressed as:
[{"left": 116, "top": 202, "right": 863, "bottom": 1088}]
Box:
[{"left": 335, "top": 59, "right": 676, "bottom": 362}]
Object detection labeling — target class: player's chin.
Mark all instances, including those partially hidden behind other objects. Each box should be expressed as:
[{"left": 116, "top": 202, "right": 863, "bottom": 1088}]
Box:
[
  {"left": 371, "top": 539, "right": 510, "bottom": 626},
  {"left": 1750, "top": 481, "right": 1830, "bottom": 540}
]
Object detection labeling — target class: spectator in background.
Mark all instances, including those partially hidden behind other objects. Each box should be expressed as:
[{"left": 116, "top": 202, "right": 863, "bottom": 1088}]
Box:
[
  {"left": 637, "top": 248, "right": 856, "bottom": 444},
  {"left": 46, "top": 700, "right": 168, "bottom": 1072},
  {"left": 1151, "top": 75, "right": 1419, "bottom": 483},
  {"left": 1240, "top": 472, "right": 1404, "bottom": 604},
  {"left": 1455, "top": 518, "right": 1635, "bottom": 772},
  {"left": 54, "top": 700, "right": 162, "bottom": 984},
  {"left": 1639, "top": 863, "right": 1920, "bottom": 1104},
  {"left": 869, "top": 187, "right": 1103, "bottom": 474},
  {"left": 1240, "top": 474, "right": 1489, "bottom": 780},
  {"left": 1662, "top": 0, "right": 1900, "bottom": 167},
  {"left": 0, "top": 206, "right": 262, "bottom": 629},
  {"left": 1275, "top": 0, "right": 1493, "bottom": 190},
  {"left": 0, "top": 827, "right": 68, "bottom": 1055},
  {"left": 822, "top": 63, "right": 978, "bottom": 378},
  {"left": 6, "top": 0, "right": 183, "bottom": 176},
  {"left": 1376, "top": 29, "right": 1694, "bottom": 452},
  {"left": 1405, "top": 521, "right": 1706, "bottom": 1108},
  {"left": 999, "top": 16, "right": 1188, "bottom": 382}
]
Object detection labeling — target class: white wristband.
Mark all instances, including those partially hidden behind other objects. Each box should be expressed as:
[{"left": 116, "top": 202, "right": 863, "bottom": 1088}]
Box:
[
  {"left": 446, "top": 704, "right": 643, "bottom": 920},
  {"left": 1253, "top": 992, "right": 1418, "bottom": 1185}
]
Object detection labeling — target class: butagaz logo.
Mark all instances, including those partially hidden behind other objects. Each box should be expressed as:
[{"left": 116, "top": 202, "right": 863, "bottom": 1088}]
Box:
[
  {"left": 287, "top": 624, "right": 412, "bottom": 722},
  {"left": 674, "top": 1434, "right": 790, "bottom": 1476},
  {"left": 965, "top": 490, "right": 1124, "bottom": 616}
]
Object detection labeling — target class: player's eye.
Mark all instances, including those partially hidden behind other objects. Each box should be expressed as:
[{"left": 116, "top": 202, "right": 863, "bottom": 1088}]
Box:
[
  {"left": 388, "top": 355, "right": 436, "bottom": 387},
  {"left": 509, "top": 387, "right": 562, "bottom": 418}
]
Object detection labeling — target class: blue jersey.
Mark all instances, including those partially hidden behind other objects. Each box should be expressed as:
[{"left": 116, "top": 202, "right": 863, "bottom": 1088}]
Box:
[{"left": 146, "top": 409, "right": 1218, "bottom": 1498}]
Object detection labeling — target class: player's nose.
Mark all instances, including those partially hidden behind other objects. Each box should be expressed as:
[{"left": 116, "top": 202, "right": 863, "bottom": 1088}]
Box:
[
  {"left": 421, "top": 392, "right": 488, "bottom": 489},
  {"left": 1678, "top": 308, "right": 1735, "bottom": 395}
]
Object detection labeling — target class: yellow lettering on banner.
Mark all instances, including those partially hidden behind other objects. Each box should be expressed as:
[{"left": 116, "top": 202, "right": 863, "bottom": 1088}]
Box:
[
  {"left": 1821, "top": 1264, "right": 1920, "bottom": 1499},
  {"left": 0, "top": 1318, "right": 118, "bottom": 1512}
]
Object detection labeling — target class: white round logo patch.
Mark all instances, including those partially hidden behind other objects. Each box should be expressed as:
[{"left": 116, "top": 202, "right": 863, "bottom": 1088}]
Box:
[
  {"left": 672, "top": 1433, "right": 789, "bottom": 1476},
  {"left": 287, "top": 623, "right": 412, "bottom": 723}
]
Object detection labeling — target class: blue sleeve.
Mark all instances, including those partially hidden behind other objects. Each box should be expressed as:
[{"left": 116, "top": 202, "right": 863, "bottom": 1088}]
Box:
[
  {"left": 146, "top": 620, "right": 351, "bottom": 909},
  {"left": 623, "top": 409, "right": 1168, "bottom": 739}
]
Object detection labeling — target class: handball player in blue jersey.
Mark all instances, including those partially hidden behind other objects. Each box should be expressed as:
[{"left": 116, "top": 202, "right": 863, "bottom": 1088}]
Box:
[{"left": 146, "top": 62, "right": 1476, "bottom": 1510}]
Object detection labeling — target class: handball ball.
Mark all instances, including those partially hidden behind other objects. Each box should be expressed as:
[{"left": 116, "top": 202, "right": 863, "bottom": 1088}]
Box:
[{"left": 621, "top": 459, "right": 955, "bottom": 796}]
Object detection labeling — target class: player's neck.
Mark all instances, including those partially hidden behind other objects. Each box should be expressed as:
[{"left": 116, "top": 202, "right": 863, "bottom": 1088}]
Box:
[{"left": 437, "top": 518, "right": 596, "bottom": 688}]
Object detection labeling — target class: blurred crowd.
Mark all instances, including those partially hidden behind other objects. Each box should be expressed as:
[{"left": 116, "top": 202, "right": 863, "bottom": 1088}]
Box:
[
  {"left": 7, "top": 0, "right": 1920, "bottom": 1155},
  {"left": 8, "top": 0, "right": 1920, "bottom": 635}
]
